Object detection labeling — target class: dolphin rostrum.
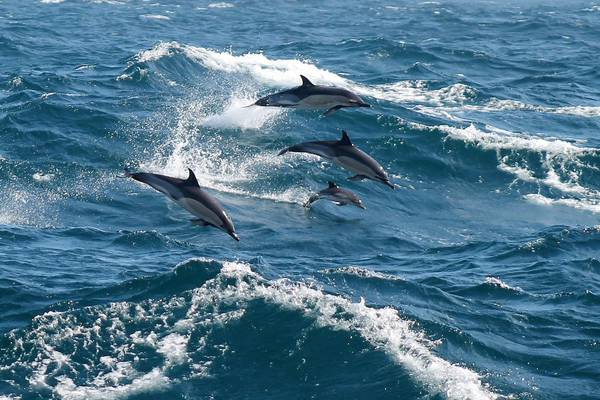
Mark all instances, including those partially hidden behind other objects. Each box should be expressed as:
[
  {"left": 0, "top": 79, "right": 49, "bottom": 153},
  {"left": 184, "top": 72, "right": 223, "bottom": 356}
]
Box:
[
  {"left": 304, "top": 181, "right": 366, "bottom": 209},
  {"left": 278, "top": 130, "right": 394, "bottom": 189},
  {"left": 250, "top": 75, "right": 370, "bottom": 116},
  {"left": 125, "top": 168, "right": 240, "bottom": 241}
]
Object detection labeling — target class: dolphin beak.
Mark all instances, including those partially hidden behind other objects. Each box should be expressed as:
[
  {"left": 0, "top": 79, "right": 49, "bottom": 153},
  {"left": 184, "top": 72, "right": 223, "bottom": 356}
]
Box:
[
  {"left": 358, "top": 203, "right": 367, "bottom": 210},
  {"left": 384, "top": 181, "right": 395, "bottom": 189},
  {"left": 229, "top": 231, "right": 240, "bottom": 241}
]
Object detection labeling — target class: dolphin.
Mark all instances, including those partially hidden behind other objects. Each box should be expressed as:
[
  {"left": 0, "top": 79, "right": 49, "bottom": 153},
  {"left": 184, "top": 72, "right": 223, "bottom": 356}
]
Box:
[
  {"left": 304, "top": 181, "right": 366, "bottom": 209},
  {"left": 250, "top": 75, "right": 370, "bottom": 116},
  {"left": 278, "top": 130, "right": 395, "bottom": 189},
  {"left": 125, "top": 168, "right": 240, "bottom": 241}
]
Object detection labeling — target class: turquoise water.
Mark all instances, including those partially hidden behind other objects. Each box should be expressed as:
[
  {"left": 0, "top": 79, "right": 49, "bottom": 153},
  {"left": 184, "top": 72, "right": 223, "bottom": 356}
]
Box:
[{"left": 1, "top": 1, "right": 600, "bottom": 399}]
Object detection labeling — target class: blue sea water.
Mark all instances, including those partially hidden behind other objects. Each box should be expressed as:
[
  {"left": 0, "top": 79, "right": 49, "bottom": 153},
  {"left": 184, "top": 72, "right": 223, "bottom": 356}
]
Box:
[{"left": 1, "top": 0, "right": 600, "bottom": 398}]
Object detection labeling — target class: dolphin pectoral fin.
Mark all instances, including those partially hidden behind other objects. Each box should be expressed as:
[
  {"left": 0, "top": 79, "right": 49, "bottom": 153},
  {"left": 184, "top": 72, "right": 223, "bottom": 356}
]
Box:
[
  {"left": 334, "top": 202, "right": 345, "bottom": 206},
  {"left": 348, "top": 174, "right": 367, "bottom": 181},
  {"left": 323, "top": 105, "right": 344, "bottom": 116}
]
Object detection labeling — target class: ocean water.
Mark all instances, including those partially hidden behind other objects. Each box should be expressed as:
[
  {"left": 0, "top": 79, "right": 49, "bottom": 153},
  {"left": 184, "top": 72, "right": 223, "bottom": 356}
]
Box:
[{"left": 1, "top": 0, "right": 600, "bottom": 399}]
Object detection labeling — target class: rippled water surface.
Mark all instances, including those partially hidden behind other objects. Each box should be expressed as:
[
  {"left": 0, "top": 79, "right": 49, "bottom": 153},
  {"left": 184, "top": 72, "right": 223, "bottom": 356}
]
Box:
[{"left": 1, "top": 1, "right": 600, "bottom": 399}]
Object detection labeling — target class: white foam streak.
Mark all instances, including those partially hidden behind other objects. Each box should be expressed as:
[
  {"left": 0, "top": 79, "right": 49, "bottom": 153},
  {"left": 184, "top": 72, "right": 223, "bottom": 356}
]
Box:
[
  {"left": 207, "top": 2, "right": 234, "bottom": 8},
  {"left": 324, "top": 266, "right": 404, "bottom": 281},
  {"left": 434, "top": 124, "right": 592, "bottom": 155},
  {"left": 484, "top": 277, "right": 522, "bottom": 293},
  {"left": 524, "top": 194, "right": 600, "bottom": 213},
  {"left": 141, "top": 14, "right": 170, "bottom": 20}
]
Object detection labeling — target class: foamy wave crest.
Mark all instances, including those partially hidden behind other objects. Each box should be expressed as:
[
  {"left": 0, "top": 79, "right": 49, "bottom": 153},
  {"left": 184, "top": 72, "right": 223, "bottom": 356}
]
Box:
[
  {"left": 187, "top": 261, "right": 499, "bottom": 400},
  {"left": 133, "top": 42, "right": 479, "bottom": 106},
  {"left": 133, "top": 42, "right": 600, "bottom": 119},
  {"left": 524, "top": 194, "right": 600, "bottom": 213},
  {"left": 432, "top": 124, "right": 593, "bottom": 155},
  {"left": 0, "top": 260, "right": 500, "bottom": 399},
  {"left": 411, "top": 122, "right": 600, "bottom": 213}
]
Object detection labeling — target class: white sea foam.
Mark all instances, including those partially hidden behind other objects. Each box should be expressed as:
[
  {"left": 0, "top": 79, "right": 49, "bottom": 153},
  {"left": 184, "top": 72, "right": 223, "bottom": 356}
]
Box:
[
  {"left": 136, "top": 94, "right": 308, "bottom": 204},
  {"left": 133, "top": 42, "right": 476, "bottom": 107},
  {"left": 432, "top": 124, "right": 592, "bottom": 155},
  {"left": 524, "top": 194, "right": 600, "bottom": 213},
  {"left": 187, "top": 261, "right": 499, "bottom": 400},
  {"left": 200, "top": 94, "right": 285, "bottom": 130},
  {"left": 446, "top": 99, "right": 600, "bottom": 118},
  {"left": 323, "top": 266, "right": 404, "bottom": 281},
  {"left": 484, "top": 277, "right": 522, "bottom": 293},
  {"left": 40, "top": 0, "right": 64, "bottom": 3},
  {"left": 33, "top": 172, "right": 55, "bottom": 182},
  {"left": 136, "top": 42, "right": 600, "bottom": 119},
  {"left": 9, "top": 76, "right": 23, "bottom": 88},
  {"left": 409, "top": 122, "right": 600, "bottom": 213},
  {"left": 1, "top": 260, "right": 501, "bottom": 400},
  {"left": 208, "top": 2, "right": 234, "bottom": 8},
  {"left": 141, "top": 14, "right": 170, "bottom": 20}
]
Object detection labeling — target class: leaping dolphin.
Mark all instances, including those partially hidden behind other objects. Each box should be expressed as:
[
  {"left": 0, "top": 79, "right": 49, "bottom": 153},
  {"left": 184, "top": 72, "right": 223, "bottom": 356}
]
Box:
[
  {"left": 304, "top": 181, "right": 366, "bottom": 209},
  {"left": 125, "top": 168, "right": 240, "bottom": 241},
  {"left": 278, "top": 130, "right": 394, "bottom": 189},
  {"left": 250, "top": 75, "right": 370, "bottom": 116}
]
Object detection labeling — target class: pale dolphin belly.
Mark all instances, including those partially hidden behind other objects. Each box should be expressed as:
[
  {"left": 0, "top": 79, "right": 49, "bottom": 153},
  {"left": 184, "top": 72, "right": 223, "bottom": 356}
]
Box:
[
  {"left": 334, "top": 155, "right": 376, "bottom": 178},
  {"left": 178, "top": 197, "right": 224, "bottom": 228}
]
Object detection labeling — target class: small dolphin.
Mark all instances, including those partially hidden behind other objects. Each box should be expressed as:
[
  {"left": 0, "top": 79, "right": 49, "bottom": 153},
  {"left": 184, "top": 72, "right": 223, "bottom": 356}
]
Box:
[
  {"left": 278, "top": 130, "right": 394, "bottom": 189},
  {"left": 250, "top": 75, "right": 370, "bottom": 116},
  {"left": 125, "top": 168, "right": 240, "bottom": 241},
  {"left": 304, "top": 181, "right": 366, "bottom": 209}
]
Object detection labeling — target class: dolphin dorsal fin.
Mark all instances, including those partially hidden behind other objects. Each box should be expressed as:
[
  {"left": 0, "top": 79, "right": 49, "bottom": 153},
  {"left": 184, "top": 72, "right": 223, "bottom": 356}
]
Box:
[
  {"left": 185, "top": 168, "right": 200, "bottom": 187},
  {"left": 300, "top": 75, "right": 314, "bottom": 87},
  {"left": 339, "top": 130, "right": 353, "bottom": 146},
  {"left": 328, "top": 181, "right": 338, "bottom": 189}
]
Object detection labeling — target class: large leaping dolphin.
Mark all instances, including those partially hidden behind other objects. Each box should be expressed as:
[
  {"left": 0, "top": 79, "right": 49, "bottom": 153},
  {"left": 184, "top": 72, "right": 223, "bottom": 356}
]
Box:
[
  {"left": 304, "top": 181, "right": 366, "bottom": 209},
  {"left": 278, "top": 130, "right": 394, "bottom": 189},
  {"left": 125, "top": 168, "right": 240, "bottom": 241},
  {"left": 250, "top": 75, "right": 370, "bottom": 116}
]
